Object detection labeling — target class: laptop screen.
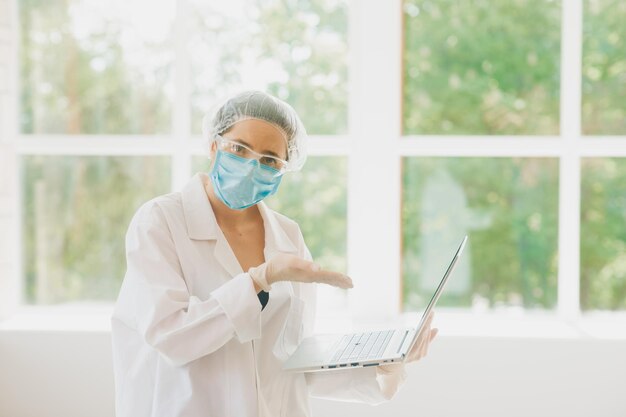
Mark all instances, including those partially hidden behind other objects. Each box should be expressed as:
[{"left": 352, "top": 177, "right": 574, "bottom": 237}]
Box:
[{"left": 407, "top": 235, "right": 468, "bottom": 348}]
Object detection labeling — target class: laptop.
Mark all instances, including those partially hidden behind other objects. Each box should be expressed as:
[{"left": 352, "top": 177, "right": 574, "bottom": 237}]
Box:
[{"left": 283, "top": 235, "right": 468, "bottom": 372}]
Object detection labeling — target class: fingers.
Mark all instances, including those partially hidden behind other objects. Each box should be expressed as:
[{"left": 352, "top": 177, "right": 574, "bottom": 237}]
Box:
[
  {"left": 411, "top": 333, "right": 428, "bottom": 362},
  {"left": 430, "top": 328, "right": 439, "bottom": 342},
  {"left": 306, "top": 270, "right": 354, "bottom": 288},
  {"left": 284, "top": 255, "right": 318, "bottom": 272},
  {"left": 407, "top": 320, "right": 438, "bottom": 363},
  {"left": 270, "top": 254, "right": 354, "bottom": 289},
  {"left": 421, "top": 328, "right": 438, "bottom": 358},
  {"left": 281, "top": 256, "right": 353, "bottom": 288},
  {"left": 421, "top": 310, "right": 434, "bottom": 327},
  {"left": 415, "top": 311, "right": 434, "bottom": 339}
]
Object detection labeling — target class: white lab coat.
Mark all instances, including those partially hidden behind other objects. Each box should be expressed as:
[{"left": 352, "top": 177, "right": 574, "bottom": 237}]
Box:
[{"left": 111, "top": 172, "right": 405, "bottom": 417}]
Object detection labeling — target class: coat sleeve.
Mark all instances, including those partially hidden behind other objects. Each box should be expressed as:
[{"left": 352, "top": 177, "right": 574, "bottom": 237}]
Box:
[
  {"left": 118, "top": 201, "right": 262, "bottom": 367},
  {"left": 294, "top": 232, "right": 408, "bottom": 405}
]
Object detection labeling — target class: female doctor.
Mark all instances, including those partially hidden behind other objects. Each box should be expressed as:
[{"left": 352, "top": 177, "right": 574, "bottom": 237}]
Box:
[{"left": 111, "top": 91, "right": 438, "bottom": 417}]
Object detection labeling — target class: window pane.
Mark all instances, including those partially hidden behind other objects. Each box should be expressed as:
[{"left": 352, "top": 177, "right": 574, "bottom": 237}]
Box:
[
  {"left": 21, "top": 155, "right": 171, "bottom": 304},
  {"left": 266, "top": 156, "right": 348, "bottom": 312},
  {"left": 266, "top": 156, "right": 347, "bottom": 273},
  {"left": 581, "top": 158, "right": 626, "bottom": 310},
  {"left": 189, "top": 0, "right": 348, "bottom": 135},
  {"left": 402, "top": 0, "right": 561, "bottom": 135},
  {"left": 582, "top": 0, "right": 626, "bottom": 135},
  {"left": 402, "top": 158, "right": 559, "bottom": 311},
  {"left": 19, "top": 0, "right": 174, "bottom": 134}
]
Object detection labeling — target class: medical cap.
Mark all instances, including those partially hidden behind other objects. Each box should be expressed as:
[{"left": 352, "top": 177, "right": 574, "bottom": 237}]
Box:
[{"left": 202, "top": 90, "right": 308, "bottom": 172}]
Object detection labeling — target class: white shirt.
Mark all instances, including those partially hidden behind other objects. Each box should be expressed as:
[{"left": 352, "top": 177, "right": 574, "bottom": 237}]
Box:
[{"left": 111, "top": 173, "right": 405, "bottom": 417}]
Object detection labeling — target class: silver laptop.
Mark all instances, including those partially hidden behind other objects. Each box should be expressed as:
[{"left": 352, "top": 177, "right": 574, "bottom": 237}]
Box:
[{"left": 283, "top": 235, "right": 468, "bottom": 372}]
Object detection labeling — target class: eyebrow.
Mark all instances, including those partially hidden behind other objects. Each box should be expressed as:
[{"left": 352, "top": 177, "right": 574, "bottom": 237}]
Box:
[{"left": 231, "top": 138, "right": 283, "bottom": 159}]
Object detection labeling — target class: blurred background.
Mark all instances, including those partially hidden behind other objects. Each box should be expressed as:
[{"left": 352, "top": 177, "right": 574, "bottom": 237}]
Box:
[{"left": 1, "top": 0, "right": 625, "bottom": 416}]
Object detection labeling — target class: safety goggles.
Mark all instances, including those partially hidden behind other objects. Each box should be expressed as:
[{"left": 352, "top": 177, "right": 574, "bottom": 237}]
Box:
[{"left": 215, "top": 134, "right": 289, "bottom": 176}]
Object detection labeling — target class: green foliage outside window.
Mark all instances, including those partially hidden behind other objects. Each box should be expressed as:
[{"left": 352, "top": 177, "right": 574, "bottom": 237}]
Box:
[
  {"left": 582, "top": 0, "right": 626, "bottom": 135},
  {"left": 19, "top": 0, "right": 173, "bottom": 134},
  {"left": 266, "top": 157, "right": 348, "bottom": 274},
  {"left": 189, "top": 0, "right": 348, "bottom": 135},
  {"left": 22, "top": 156, "right": 170, "bottom": 304},
  {"left": 581, "top": 158, "right": 626, "bottom": 310},
  {"left": 402, "top": 0, "right": 561, "bottom": 135},
  {"left": 402, "top": 158, "right": 559, "bottom": 310}
]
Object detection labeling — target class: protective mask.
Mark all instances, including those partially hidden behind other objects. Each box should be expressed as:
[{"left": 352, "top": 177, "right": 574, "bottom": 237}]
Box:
[{"left": 209, "top": 150, "right": 283, "bottom": 210}]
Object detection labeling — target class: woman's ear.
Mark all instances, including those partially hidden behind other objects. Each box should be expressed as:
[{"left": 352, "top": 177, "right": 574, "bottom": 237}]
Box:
[
  {"left": 209, "top": 141, "right": 217, "bottom": 158},
  {"left": 207, "top": 141, "right": 217, "bottom": 169}
]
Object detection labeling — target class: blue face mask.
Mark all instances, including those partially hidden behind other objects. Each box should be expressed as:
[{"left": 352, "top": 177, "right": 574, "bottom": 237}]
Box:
[{"left": 209, "top": 150, "right": 283, "bottom": 210}]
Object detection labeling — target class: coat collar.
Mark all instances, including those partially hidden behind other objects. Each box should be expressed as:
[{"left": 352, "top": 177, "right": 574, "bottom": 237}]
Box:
[
  {"left": 181, "top": 173, "right": 220, "bottom": 241},
  {"left": 257, "top": 199, "right": 299, "bottom": 255},
  {"left": 181, "top": 173, "right": 298, "bottom": 255}
]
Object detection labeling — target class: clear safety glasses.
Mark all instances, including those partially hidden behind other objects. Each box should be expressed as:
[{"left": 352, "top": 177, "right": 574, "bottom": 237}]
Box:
[{"left": 215, "top": 134, "right": 289, "bottom": 176}]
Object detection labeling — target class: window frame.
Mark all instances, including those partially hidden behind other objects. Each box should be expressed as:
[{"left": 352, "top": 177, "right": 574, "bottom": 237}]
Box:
[{"left": 7, "top": 0, "right": 626, "bottom": 322}]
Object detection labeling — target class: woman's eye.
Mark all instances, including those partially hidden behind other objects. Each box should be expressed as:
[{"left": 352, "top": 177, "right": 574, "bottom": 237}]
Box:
[
  {"left": 260, "top": 156, "right": 279, "bottom": 167},
  {"left": 230, "top": 144, "right": 245, "bottom": 154}
]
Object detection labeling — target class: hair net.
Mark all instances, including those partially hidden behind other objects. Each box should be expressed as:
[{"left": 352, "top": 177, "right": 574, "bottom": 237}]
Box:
[{"left": 202, "top": 90, "right": 308, "bottom": 172}]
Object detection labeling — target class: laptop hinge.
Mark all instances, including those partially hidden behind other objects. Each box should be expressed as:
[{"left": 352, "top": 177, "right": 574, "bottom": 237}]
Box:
[{"left": 396, "top": 330, "right": 409, "bottom": 354}]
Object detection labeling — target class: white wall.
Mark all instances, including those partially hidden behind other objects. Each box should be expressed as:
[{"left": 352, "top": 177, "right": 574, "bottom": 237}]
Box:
[{"left": 1, "top": 330, "right": 625, "bottom": 417}]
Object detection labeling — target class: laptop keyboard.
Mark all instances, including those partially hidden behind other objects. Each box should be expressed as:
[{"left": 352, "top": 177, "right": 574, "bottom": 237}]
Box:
[{"left": 330, "top": 330, "right": 395, "bottom": 364}]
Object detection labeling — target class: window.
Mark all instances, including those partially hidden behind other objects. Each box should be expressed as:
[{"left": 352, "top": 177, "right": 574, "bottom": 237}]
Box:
[
  {"left": 17, "top": 0, "right": 348, "bottom": 306},
  {"left": 19, "top": 0, "right": 175, "bottom": 134},
  {"left": 12, "top": 0, "right": 626, "bottom": 318},
  {"left": 401, "top": 0, "right": 563, "bottom": 312},
  {"left": 187, "top": 0, "right": 348, "bottom": 135}
]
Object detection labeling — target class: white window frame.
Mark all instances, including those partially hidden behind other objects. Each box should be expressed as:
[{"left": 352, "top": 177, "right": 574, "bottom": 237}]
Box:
[
  {"left": 6, "top": 0, "right": 626, "bottom": 327},
  {"left": 346, "top": 0, "right": 626, "bottom": 322}
]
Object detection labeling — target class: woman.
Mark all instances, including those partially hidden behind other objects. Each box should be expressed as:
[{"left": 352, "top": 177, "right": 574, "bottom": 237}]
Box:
[{"left": 111, "top": 91, "right": 438, "bottom": 417}]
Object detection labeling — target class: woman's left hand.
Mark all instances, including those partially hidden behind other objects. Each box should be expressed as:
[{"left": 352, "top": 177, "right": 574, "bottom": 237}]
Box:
[
  {"left": 374, "top": 312, "right": 438, "bottom": 399},
  {"left": 406, "top": 311, "right": 438, "bottom": 363}
]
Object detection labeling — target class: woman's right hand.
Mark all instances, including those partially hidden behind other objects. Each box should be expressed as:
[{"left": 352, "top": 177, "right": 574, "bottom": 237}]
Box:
[{"left": 248, "top": 253, "right": 353, "bottom": 290}]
